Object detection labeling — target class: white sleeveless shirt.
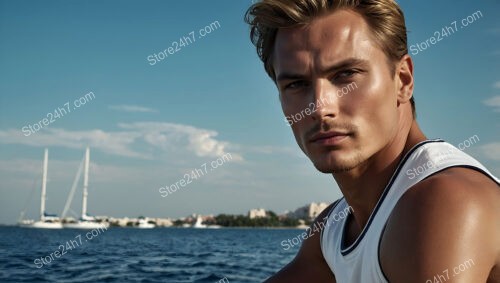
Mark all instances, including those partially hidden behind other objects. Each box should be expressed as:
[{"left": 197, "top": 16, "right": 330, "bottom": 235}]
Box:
[{"left": 320, "top": 139, "right": 499, "bottom": 283}]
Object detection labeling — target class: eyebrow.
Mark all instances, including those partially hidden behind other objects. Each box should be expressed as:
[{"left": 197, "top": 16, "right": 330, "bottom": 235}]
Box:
[{"left": 276, "top": 58, "right": 369, "bottom": 82}]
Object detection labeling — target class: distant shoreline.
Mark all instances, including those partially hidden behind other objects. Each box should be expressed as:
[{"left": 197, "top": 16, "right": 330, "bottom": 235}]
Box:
[{"left": 1, "top": 224, "right": 308, "bottom": 230}]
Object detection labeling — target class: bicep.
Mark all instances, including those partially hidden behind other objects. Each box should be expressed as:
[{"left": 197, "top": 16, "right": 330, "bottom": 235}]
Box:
[{"left": 380, "top": 177, "right": 498, "bottom": 283}]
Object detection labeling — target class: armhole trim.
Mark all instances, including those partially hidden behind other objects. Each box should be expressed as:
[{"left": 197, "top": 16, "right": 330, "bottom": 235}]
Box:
[
  {"left": 376, "top": 163, "right": 499, "bottom": 282},
  {"left": 320, "top": 198, "right": 344, "bottom": 255}
]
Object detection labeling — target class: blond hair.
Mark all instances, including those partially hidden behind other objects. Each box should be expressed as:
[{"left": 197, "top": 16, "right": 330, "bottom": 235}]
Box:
[{"left": 245, "top": 0, "right": 415, "bottom": 115}]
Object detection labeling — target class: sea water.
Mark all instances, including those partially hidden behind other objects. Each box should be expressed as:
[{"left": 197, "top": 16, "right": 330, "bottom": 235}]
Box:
[{"left": 0, "top": 227, "right": 301, "bottom": 283}]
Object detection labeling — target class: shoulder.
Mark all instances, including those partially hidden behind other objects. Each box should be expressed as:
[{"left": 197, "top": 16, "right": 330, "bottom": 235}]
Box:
[
  {"left": 395, "top": 167, "right": 499, "bottom": 218},
  {"left": 380, "top": 167, "right": 500, "bottom": 283}
]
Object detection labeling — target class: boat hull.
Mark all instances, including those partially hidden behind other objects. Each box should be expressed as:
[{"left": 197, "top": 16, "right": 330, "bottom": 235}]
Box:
[
  {"left": 20, "top": 221, "right": 63, "bottom": 229},
  {"left": 63, "top": 221, "right": 109, "bottom": 230}
]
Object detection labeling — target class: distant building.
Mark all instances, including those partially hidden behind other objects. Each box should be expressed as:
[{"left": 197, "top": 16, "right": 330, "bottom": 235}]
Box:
[
  {"left": 154, "top": 218, "right": 173, "bottom": 227},
  {"left": 289, "top": 202, "right": 329, "bottom": 220},
  {"left": 248, "top": 208, "right": 267, "bottom": 219},
  {"left": 108, "top": 217, "right": 130, "bottom": 227},
  {"left": 106, "top": 216, "right": 173, "bottom": 227}
]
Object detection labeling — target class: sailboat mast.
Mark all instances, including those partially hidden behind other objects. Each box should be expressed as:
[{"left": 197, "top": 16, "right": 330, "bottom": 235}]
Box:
[
  {"left": 40, "top": 148, "right": 48, "bottom": 221},
  {"left": 82, "top": 147, "right": 90, "bottom": 218}
]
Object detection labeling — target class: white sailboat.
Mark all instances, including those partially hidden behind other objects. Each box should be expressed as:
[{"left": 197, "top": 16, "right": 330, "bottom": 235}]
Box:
[
  {"left": 19, "top": 149, "right": 63, "bottom": 229},
  {"left": 193, "top": 216, "right": 207, "bottom": 228},
  {"left": 63, "top": 147, "right": 109, "bottom": 229},
  {"left": 136, "top": 218, "right": 155, "bottom": 229},
  {"left": 192, "top": 215, "right": 221, "bottom": 229}
]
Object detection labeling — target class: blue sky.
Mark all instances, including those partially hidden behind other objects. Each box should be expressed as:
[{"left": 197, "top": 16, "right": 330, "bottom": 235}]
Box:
[{"left": 0, "top": 0, "right": 498, "bottom": 224}]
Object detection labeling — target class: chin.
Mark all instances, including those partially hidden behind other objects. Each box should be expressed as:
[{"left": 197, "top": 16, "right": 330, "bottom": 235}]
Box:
[
  {"left": 312, "top": 160, "right": 356, "bottom": 174},
  {"left": 308, "top": 151, "right": 364, "bottom": 174}
]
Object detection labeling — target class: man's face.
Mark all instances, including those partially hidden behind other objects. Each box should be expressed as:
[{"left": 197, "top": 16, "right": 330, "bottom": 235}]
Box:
[{"left": 274, "top": 9, "right": 401, "bottom": 173}]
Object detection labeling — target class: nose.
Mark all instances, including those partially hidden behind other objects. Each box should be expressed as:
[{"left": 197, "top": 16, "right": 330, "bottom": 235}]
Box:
[{"left": 310, "top": 79, "right": 339, "bottom": 121}]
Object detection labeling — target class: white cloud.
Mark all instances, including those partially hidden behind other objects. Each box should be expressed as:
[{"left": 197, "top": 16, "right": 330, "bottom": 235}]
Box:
[
  {"left": 118, "top": 122, "right": 243, "bottom": 160},
  {"left": 0, "top": 122, "right": 242, "bottom": 161},
  {"left": 108, "top": 105, "right": 158, "bottom": 113},
  {"left": 483, "top": 96, "right": 500, "bottom": 112},
  {"left": 0, "top": 128, "right": 146, "bottom": 159},
  {"left": 480, "top": 143, "right": 500, "bottom": 161},
  {"left": 494, "top": 82, "right": 500, "bottom": 89}
]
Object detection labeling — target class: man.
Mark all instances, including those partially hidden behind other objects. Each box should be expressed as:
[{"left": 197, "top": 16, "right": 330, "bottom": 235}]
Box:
[{"left": 245, "top": 0, "right": 499, "bottom": 282}]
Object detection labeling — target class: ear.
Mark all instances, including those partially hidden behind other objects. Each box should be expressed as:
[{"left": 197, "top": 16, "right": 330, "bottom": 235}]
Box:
[{"left": 395, "top": 54, "right": 414, "bottom": 105}]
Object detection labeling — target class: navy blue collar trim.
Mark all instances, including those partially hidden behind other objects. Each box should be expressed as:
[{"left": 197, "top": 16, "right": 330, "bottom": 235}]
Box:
[{"left": 340, "top": 139, "right": 445, "bottom": 256}]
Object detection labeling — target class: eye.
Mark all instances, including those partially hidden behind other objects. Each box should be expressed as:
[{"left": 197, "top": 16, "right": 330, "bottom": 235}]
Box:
[
  {"left": 284, "top": 80, "right": 308, "bottom": 90},
  {"left": 335, "top": 69, "right": 359, "bottom": 79}
]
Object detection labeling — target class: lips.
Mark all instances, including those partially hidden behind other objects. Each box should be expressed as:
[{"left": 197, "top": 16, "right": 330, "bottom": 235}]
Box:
[{"left": 309, "top": 131, "right": 350, "bottom": 145}]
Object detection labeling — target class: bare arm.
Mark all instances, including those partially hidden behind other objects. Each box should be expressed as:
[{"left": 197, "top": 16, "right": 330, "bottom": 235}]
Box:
[
  {"left": 264, "top": 203, "right": 337, "bottom": 283},
  {"left": 381, "top": 168, "right": 500, "bottom": 283}
]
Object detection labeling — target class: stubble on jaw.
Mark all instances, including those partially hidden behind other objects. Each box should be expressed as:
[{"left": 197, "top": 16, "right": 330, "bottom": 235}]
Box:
[{"left": 313, "top": 149, "right": 366, "bottom": 174}]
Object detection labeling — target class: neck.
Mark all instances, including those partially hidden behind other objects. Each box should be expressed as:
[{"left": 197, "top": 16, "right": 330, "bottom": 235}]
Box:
[{"left": 332, "top": 119, "right": 426, "bottom": 231}]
